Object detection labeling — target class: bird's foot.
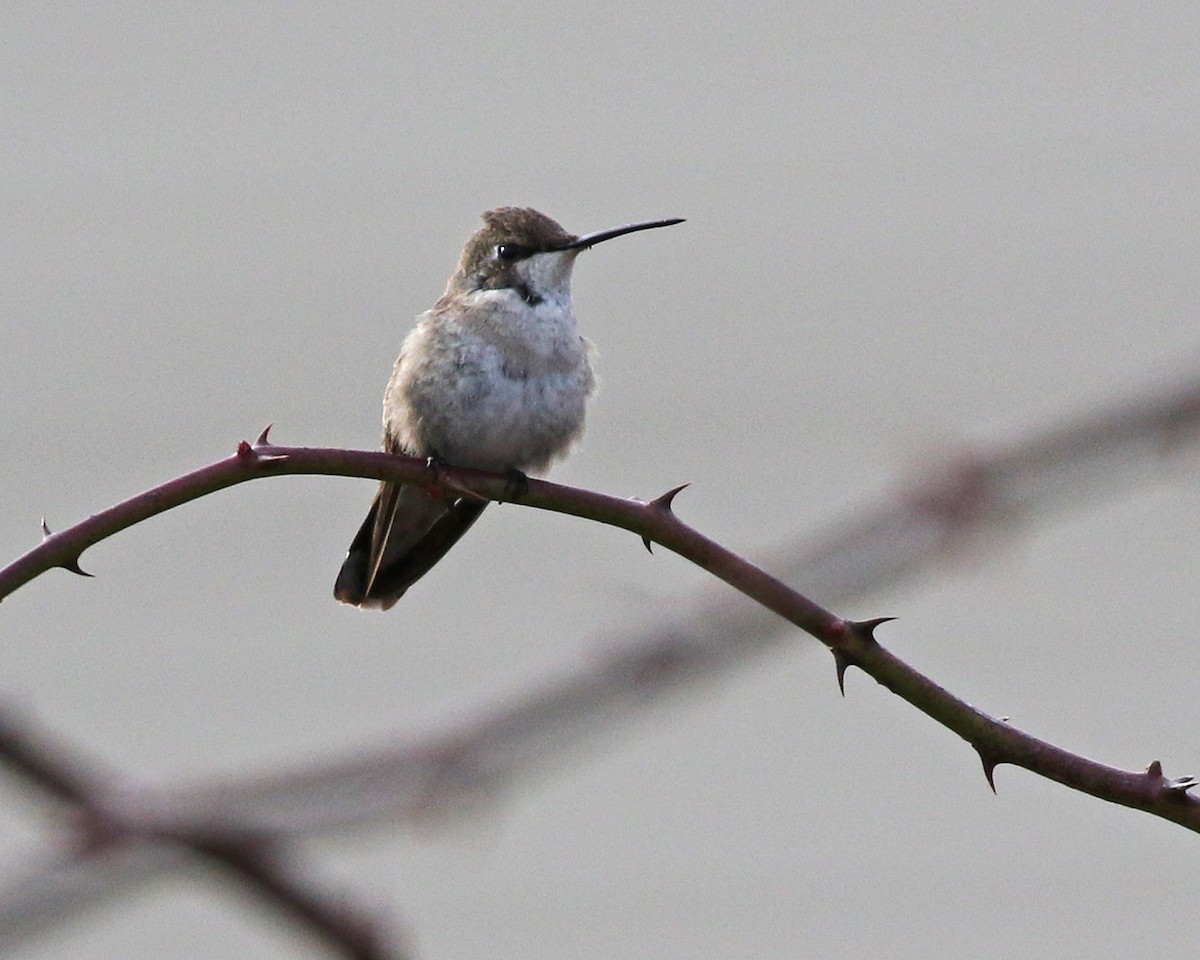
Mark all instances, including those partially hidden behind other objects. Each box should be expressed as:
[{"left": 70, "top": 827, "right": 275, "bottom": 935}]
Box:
[
  {"left": 423, "top": 454, "right": 489, "bottom": 503},
  {"left": 502, "top": 468, "right": 530, "bottom": 501},
  {"left": 420, "top": 454, "right": 450, "bottom": 498}
]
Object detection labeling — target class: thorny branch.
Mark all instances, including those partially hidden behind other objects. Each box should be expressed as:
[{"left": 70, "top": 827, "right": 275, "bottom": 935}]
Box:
[{"left": 0, "top": 374, "right": 1198, "bottom": 955}]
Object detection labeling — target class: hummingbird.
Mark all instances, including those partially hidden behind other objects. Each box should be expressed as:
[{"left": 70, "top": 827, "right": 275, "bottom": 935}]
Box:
[{"left": 334, "top": 207, "right": 683, "bottom": 610}]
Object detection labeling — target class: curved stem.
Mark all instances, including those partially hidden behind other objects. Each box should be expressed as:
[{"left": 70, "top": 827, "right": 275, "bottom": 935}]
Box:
[{"left": 2, "top": 433, "right": 1198, "bottom": 834}]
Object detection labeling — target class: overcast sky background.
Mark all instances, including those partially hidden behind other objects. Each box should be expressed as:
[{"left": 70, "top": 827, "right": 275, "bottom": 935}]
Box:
[{"left": 3, "top": 4, "right": 1200, "bottom": 958}]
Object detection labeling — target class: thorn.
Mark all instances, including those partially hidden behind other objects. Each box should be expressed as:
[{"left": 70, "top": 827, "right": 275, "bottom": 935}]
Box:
[
  {"left": 848, "top": 616, "right": 896, "bottom": 644},
  {"left": 255, "top": 423, "right": 274, "bottom": 446},
  {"left": 649, "top": 483, "right": 690, "bottom": 513},
  {"left": 40, "top": 520, "right": 91, "bottom": 575},
  {"left": 975, "top": 748, "right": 999, "bottom": 793},
  {"left": 1164, "top": 775, "right": 1200, "bottom": 795},
  {"left": 236, "top": 438, "right": 288, "bottom": 465},
  {"left": 642, "top": 484, "right": 688, "bottom": 551},
  {"left": 60, "top": 557, "right": 94, "bottom": 578},
  {"left": 832, "top": 650, "right": 852, "bottom": 695},
  {"left": 1145, "top": 760, "right": 1199, "bottom": 795}
]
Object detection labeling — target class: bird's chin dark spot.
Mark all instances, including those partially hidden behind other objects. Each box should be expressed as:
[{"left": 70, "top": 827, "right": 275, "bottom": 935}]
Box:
[{"left": 514, "top": 283, "right": 543, "bottom": 306}]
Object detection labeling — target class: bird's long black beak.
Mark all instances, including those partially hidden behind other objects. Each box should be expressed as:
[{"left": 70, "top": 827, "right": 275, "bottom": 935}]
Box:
[{"left": 559, "top": 218, "right": 684, "bottom": 251}]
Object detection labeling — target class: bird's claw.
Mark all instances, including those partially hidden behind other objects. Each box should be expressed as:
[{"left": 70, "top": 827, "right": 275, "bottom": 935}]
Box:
[{"left": 502, "top": 468, "right": 530, "bottom": 500}]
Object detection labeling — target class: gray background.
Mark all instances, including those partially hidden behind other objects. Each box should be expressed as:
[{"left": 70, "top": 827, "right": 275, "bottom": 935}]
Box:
[{"left": 3, "top": 3, "right": 1199, "bottom": 958}]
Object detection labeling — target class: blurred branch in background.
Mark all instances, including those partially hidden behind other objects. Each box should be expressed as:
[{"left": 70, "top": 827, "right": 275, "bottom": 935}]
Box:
[{"left": 0, "top": 368, "right": 1197, "bottom": 956}]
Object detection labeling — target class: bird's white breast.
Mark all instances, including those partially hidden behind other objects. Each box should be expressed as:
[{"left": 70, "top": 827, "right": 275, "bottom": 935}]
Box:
[{"left": 384, "top": 290, "right": 596, "bottom": 473}]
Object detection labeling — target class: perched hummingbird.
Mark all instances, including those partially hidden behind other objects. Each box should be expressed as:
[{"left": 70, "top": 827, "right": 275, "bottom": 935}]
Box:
[{"left": 334, "top": 207, "right": 683, "bottom": 609}]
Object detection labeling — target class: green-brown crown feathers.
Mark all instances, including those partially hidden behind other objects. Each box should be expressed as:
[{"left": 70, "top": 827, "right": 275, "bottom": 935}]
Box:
[{"left": 452, "top": 208, "right": 577, "bottom": 283}]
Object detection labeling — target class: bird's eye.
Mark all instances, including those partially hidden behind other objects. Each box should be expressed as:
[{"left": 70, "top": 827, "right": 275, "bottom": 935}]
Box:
[{"left": 495, "top": 243, "right": 530, "bottom": 262}]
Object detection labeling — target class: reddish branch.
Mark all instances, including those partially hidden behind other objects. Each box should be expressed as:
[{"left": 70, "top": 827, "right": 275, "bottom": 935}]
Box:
[
  {"left": 4, "top": 381, "right": 1200, "bottom": 832},
  {"left": 0, "top": 375, "right": 1198, "bottom": 954}
]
